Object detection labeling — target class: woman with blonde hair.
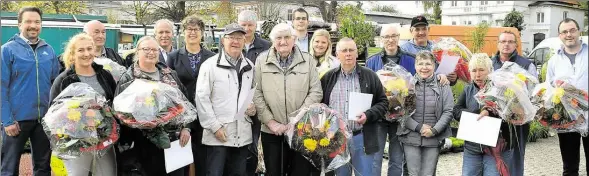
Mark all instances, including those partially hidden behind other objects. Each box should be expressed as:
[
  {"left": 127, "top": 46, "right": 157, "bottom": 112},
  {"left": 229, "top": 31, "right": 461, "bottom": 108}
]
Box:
[
  {"left": 310, "top": 29, "right": 340, "bottom": 77},
  {"left": 49, "top": 33, "right": 117, "bottom": 176},
  {"left": 453, "top": 53, "right": 515, "bottom": 176}
]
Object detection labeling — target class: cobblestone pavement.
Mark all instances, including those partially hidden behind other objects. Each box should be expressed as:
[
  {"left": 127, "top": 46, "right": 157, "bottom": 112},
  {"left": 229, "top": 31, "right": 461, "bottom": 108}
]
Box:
[{"left": 382, "top": 136, "right": 587, "bottom": 176}]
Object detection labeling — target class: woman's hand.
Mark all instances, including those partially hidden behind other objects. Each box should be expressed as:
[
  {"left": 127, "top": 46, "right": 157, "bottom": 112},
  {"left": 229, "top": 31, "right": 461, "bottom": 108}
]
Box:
[{"left": 179, "top": 128, "right": 191, "bottom": 147}]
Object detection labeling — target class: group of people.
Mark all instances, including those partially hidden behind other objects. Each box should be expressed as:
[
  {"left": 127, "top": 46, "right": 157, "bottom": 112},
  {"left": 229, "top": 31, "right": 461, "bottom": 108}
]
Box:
[{"left": 1, "top": 6, "right": 588, "bottom": 176}]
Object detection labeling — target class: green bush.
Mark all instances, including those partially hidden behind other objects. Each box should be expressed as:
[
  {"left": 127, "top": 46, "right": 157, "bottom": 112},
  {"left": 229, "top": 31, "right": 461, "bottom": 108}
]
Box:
[
  {"left": 449, "top": 137, "right": 464, "bottom": 148},
  {"left": 528, "top": 120, "right": 549, "bottom": 142}
]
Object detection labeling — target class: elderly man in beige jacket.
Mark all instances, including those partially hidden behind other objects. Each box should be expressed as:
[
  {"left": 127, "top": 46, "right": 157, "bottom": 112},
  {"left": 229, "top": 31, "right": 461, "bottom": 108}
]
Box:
[{"left": 253, "top": 23, "right": 323, "bottom": 176}]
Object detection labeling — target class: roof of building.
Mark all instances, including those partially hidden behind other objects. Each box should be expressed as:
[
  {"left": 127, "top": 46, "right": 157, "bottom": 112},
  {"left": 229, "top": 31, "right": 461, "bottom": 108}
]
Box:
[
  {"left": 0, "top": 12, "right": 107, "bottom": 23},
  {"left": 528, "top": 1, "right": 583, "bottom": 10}
]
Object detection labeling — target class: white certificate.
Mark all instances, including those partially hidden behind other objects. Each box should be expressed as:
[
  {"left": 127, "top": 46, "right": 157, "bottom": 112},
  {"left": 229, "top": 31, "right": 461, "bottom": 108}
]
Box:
[
  {"left": 348, "top": 92, "right": 373, "bottom": 121},
  {"left": 435, "top": 54, "right": 460, "bottom": 75},
  {"left": 164, "top": 140, "right": 194, "bottom": 173},
  {"left": 456, "top": 111, "right": 502, "bottom": 147},
  {"left": 235, "top": 87, "right": 255, "bottom": 121}
]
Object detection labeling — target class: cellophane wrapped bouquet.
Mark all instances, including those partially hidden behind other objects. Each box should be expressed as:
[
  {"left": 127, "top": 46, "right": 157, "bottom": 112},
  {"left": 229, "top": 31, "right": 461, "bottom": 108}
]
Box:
[
  {"left": 432, "top": 37, "right": 473, "bottom": 82},
  {"left": 475, "top": 62, "right": 539, "bottom": 124},
  {"left": 285, "top": 103, "right": 351, "bottom": 174},
  {"left": 113, "top": 79, "right": 197, "bottom": 149},
  {"left": 376, "top": 63, "right": 416, "bottom": 122},
  {"left": 532, "top": 80, "right": 588, "bottom": 135},
  {"left": 94, "top": 57, "right": 126, "bottom": 82},
  {"left": 43, "top": 83, "right": 119, "bottom": 159}
]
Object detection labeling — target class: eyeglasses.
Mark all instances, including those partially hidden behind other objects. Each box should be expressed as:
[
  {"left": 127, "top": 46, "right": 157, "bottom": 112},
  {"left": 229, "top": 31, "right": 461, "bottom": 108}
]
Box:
[
  {"left": 224, "top": 36, "right": 245, "bottom": 41},
  {"left": 338, "top": 48, "right": 357, "bottom": 53},
  {"left": 140, "top": 47, "right": 159, "bottom": 53},
  {"left": 185, "top": 28, "right": 201, "bottom": 33},
  {"left": 382, "top": 34, "right": 400, "bottom": 40},
  {"left": 560, "top": 28, "right": 578, "bottom": 35},
  {"left": 498, "top": 40, "right": 516, "bottom": 44},
  {"left": 275, "top": 35, "right": 293, "bottom": 41},
  {"left": 295, "top": 17, "right": 307, "bottom": 21}
]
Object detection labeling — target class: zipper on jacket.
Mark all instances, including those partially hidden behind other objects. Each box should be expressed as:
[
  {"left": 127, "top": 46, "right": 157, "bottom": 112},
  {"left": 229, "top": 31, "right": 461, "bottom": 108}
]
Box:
[
  {"left": 421, "top": 82, "right": 426, "bottom": 146},
  {"left": 283, "top": 68, "right": 288, "bottom": 124},
  {"left": 29, "top": 44, "right": 42, "bottom": 123}
]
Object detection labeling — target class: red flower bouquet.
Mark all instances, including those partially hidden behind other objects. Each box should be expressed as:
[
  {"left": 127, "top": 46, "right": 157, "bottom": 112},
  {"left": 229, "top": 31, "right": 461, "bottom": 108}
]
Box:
[
  {"left": 433, "top": 37, "right": 473, "bottom": 82},
  {"left": 43, "top": 83, "right": 119, "bottom": 159},
  {"left": 285, "top": 103, "right": 351, "bottom": 173}
]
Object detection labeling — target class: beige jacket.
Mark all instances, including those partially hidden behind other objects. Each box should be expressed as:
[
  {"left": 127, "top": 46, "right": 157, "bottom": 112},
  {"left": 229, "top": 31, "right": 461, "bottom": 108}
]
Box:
[{"left": 253, "top": 46, "right": 323, "bottom": 134}]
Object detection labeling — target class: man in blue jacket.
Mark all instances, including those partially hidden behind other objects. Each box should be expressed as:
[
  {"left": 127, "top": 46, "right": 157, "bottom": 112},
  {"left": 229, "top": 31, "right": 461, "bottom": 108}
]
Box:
[{"left": 1, "top": 7, "right": 60, "bottom": 176}]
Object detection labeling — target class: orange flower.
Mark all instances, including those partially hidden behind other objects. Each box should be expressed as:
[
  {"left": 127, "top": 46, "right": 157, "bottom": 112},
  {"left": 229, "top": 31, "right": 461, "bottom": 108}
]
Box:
[
  {"left": 571, "top": 98, "right": 579, "bottom": 108},
  {"left": 553, "top": 113, "right": 561, "bottom": 120}
]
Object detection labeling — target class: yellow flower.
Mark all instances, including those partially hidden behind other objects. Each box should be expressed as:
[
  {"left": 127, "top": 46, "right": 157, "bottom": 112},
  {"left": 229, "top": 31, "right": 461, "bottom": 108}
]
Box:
[
  {"left": 504, "top": 88, "right": 515, "bottom": 98},
  {"left": 552, "top": 88, "right": 565, "bottom": 104},
  {"left": 103, "top": 64, "right": 112, "bottom": 71},
  {"left": 145, "top": 97, "right": 155, "bottom": 106},
  {"left": 386, "top": 79, "right": 409, "bottom": 96},
  {"left": 323, "top": 122, "right": 330, "bottom": 131},
  {"left": 319, "top": 138, "right": 330, "bottom": 147},
  {"left": 297, "top": 123, "right": 304, "bottom": 130},
  {"left": 56, "top": 128, "right": 68, "bottom": 138},
  {"left": 303, "top": 139, "right": 317, "bottom": 152},
  {"left": 67, "top": 110, "right": 81, "bottom": 122},
  {"left": 66, "top": 100, "right": 80, "bottom": 109},
  {"left": 516, "top": 73, "right": 527, "bottom": 82}
]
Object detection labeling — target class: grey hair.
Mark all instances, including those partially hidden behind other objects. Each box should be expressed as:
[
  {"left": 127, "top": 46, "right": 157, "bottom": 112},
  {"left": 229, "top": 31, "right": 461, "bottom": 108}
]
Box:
[
  {"left": 133, "top": 36, "right": 158, "bottom": 62},
  {"left": 415, "top": 50, "right": 436, "bottom": 64},
  {"left": 83, "top": 20, "right": 103, "bottom": 33},
  {"left": 154, "top": 19, "right": 175, "bottom": 33},
  {"left": 238, "top": 10, "right": 258, "bottom": 23},
  {"left": 269, "top": 23, "right": 296, "bottom": 42},
  {"left": 380, "top": 24, "right": 400, "bottom": 36},
  {"left": 336, "top": 38, "right": 356, "bottom": 51}
]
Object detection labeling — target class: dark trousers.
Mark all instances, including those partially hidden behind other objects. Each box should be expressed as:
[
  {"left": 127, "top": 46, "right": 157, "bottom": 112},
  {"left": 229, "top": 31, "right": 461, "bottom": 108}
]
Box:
[
  {"left": 191, "top": 120, "right": 208, "bottom": 176},
  {"left": 206, "top": 145, "right": 249, "bottom": 176},
  {"left": 135, "top": 131, "right": 185, "bottom": 176},
  {"left": 558, "top": 132, "right": 589, "bottom": 176},
  {"left": 246, "top": 116, "right": 261, "bottom": 176},
  {"left": 511, "top": 123, "right": 529, "bottom": 176},
  {"left": 261, "top": 132, "right": 334, "bottom": 176},
  {"left": 1, "top": 120, "right": 51, "bottom": 176}
]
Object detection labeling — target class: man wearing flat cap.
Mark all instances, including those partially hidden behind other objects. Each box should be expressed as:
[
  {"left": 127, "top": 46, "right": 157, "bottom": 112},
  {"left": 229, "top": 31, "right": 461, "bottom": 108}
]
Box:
[{"left": 195, "top": 23, "right": 256, "bottom": 176}]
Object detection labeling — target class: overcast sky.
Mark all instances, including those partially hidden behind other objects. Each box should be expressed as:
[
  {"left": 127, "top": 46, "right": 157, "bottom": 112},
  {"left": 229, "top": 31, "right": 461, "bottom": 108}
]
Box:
[{"left": 360, "top": 1, "right": 426, "bottom": 15}]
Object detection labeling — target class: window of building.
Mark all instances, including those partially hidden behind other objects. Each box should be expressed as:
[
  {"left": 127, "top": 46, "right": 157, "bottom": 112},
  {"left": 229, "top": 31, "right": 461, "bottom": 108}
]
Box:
[
  {"left": 537, "top": 12, "right": 544, "bottom": 23},
  {"left": 497, "top": 1, "right": 504, "bottom": 4},
  {"left": 287, "top": 9, "right": 294, "bottom": 21},
  {"left": 482, "top": 20, "right": 487, "bottom": 24},
  {"left": 451, "top": 1, "right": 458, "bottom": 6},
  {"left": 466, "top": 1, "right": 472, "bottom": 6},
  {"left": 479, "top": 7, "right": 487, "bottom": 11},
  {"left": 481, "top": 1, "right": 488, "bottom": 5},
  {"left": 465, "top": 7, "right": 471, "bottom": 12},
  {"left": 468, "top": 21, "right": 472, "bottom": 25},
  {"left": 563, "top": 11, "right": 569, "bottom": 19},
  {"left": 452, "top": 21, "right": 457, "bottom": 25}
]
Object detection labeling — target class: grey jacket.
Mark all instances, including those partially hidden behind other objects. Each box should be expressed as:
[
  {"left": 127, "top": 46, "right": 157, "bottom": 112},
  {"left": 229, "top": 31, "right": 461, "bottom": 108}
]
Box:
[{"left": 398, "top": 74, "right": 454, "bottom": 147}]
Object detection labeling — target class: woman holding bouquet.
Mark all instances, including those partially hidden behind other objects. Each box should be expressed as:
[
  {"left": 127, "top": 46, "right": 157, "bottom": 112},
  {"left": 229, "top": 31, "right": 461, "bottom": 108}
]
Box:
[
  {"left": 453, "top": 54, "right": 514, "bottom": 176},
  {"left": 397, "top": 51, "right": 454, "bottom": 176},
  {"left": 115, "top": 36, "right": 191, "bottom": 176},
  {"left": 49, "top": 33, "right": 117, "bottom": 175},
  {"left": 309, "top": 29, "right": 340, "bottom": 78}
]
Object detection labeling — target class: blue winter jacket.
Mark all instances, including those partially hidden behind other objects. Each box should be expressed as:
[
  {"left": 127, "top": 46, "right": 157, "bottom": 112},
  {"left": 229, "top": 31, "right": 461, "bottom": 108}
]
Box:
[
  {"left": 365, "top": 48, "right": 416, "bottom": 75},
  {"left": 1, "top": 34, "right": 60, "bottom": 127}
]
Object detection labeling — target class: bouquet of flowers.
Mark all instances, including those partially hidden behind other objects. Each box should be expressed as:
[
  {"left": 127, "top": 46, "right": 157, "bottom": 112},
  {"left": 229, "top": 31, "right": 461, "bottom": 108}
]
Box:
[
  {"left": 43, "top": 83, "right": 119, "bottom": 159},
  {"left": 285, "top": 103, "right": 351, "bottom": 173},
  {"left": 432, "top": 37, "right": 473, "bottom": 82},
  {"left": 475, "top": 62, "right": 539, "bottom": 124},
  {"left": 532, "top": 80, "right": 588, "bottom": 135},
  {"left": 113, "top": 79, "right": 197, "bottom": 149},
  {"left": 94, "top": 57, "right": 126, "bottom": 82},
  {"left": 376, "top": 63, "right": 416, "bottom": 122}
]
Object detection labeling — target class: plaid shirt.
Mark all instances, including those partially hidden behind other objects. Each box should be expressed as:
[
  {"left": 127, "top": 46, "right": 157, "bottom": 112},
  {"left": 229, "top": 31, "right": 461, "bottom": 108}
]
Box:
[
  {"left": 329, "top": 67, "right": 362, "bottom": 132},
  {"left": 277, "top": 50, "right": 294, "bottom": 71}
]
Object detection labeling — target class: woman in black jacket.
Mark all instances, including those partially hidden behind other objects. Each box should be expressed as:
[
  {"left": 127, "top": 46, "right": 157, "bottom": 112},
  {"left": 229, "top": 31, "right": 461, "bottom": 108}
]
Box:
[
  {"left": 49, "top": 33, "right": 117, "bottom": 176},
  {"left": 115, "top": 36, "right": 190, "bottom": 176},
  {"left": 453, "top": 53, "right": 515, "bottom": 176}
]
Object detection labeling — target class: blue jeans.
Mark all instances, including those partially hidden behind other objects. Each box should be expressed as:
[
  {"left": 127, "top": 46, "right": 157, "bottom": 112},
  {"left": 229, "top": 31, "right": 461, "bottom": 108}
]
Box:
[
  {"left": 373, "top": 122, "right": 404, "bottom": 176},
  {"left": 1, "top": 120, "right": 51, "bottom": 176},
  {"left": 462, "top": 149, "right": 514, "bottom": 176},
  {"left": 335, "top": 132, "right": 374, "bottom": 176}
]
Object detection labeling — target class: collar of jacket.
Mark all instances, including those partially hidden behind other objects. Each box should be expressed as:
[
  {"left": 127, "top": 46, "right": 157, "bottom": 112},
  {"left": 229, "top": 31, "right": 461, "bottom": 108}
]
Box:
[
  {"left": 65, "top": 62, "right": 105, "bottom": 76},
  {"left": 251, "top": 34, "right": 265, "bottom": 49},
  {"left": 180, "top": 44, "right": 207, "bottom": 55},
  {"left": 9, "top": 33, "right": 48, "bottom": 48},
  {"left": 493, "top": 50, "right": 520, "bottom": 63},
  {"left": 378, "top": 46, "right": 408, "bottom": 61},
  {"left": 264, "top": 45, "right": 307, "bottom": 69},
  {"left": 334, "top": 64, "right": 362, "bottom": 76},
  {"left": 216, "top": 50, "right": 253, "bottom": 72}
]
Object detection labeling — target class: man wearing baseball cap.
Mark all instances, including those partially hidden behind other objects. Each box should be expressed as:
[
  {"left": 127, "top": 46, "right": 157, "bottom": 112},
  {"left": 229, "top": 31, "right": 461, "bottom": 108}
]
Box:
[
  {"left": 195, "top": 23, "right": 256, "bottom": 176},
  {"left": 401, "top": 15, "right": 435, "bottom": 55}
]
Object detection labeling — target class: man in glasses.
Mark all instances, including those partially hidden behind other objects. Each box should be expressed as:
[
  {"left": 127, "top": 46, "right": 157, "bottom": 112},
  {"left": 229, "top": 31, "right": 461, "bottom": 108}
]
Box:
[
  {"left": 546, "top": 18, "right": 588, "bottom": 176},
  {"left": 365, "top": 24, "right": 416, "bottom": 176},
  {"left": 489, "top": 30, "right": 537, "bottom": 176},
  {"left": 293, "top": 8, "right": 311, "bottom": 53}
]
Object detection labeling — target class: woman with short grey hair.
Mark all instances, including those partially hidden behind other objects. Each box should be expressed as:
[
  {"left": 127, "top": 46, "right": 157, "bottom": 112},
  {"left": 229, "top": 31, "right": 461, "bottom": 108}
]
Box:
[{"left": 397, "top": 50, "right": 454, "bottom": 176}]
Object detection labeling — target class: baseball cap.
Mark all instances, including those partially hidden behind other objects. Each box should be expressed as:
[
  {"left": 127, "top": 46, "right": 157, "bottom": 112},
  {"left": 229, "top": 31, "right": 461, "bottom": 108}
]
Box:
[
  {"left": 224, "top": 23, "right": 246, "bottom": 35},
  {"left": 411, "top": 15, "right": 429, "bottom": 27}
]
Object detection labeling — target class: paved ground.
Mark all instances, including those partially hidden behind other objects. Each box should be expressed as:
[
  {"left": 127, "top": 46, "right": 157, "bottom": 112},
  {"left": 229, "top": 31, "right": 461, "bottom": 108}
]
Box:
[{"left": 381, "top": 136, "right": 587, "bottom": 176}]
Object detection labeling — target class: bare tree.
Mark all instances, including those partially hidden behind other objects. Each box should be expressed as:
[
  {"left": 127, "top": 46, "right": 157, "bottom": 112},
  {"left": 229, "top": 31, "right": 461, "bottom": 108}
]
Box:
[
  {"left": 371, "top": 4, "right": 398, "bottom": 13},
  {"left": 122, "top": 1, "right": 154, "bottom": 25},
  {"left": 318, "top": 1, "right": 338, "bottom": 23},
  {"left": 257, "top": 2, "right": 284, "bottom": 21}
]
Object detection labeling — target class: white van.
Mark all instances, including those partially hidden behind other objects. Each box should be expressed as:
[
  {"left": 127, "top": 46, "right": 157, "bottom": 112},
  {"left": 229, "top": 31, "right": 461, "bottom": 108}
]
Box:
[{"left": 527, "top": 36, "right": 588, "bottom": 68}]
